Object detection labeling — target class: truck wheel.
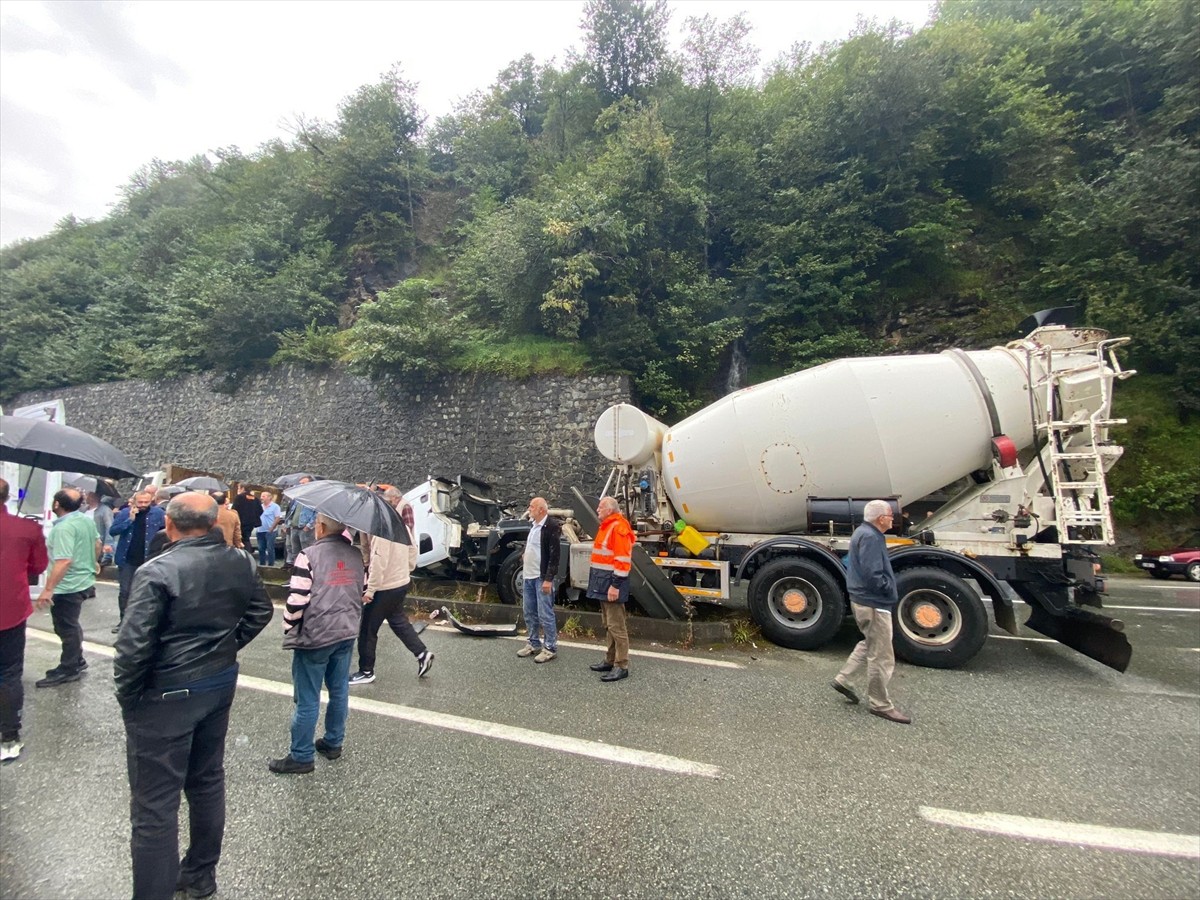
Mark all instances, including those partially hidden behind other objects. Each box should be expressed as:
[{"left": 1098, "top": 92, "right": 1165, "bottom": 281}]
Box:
[
  {"left": 748, "top": 557, "right": 845, "bottom": 650},
  {"left": 1187, "top": 562, "right": 1200, "bottom": 583},
  {"left": 892, "top": 568, "right": 987, "bottom": 669},
  {"left": 497, "top": 549, "right": 524, "bottom": 606}
]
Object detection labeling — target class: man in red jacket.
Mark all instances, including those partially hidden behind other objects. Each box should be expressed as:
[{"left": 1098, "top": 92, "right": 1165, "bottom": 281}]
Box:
[{"left": 0, "top": 477, "right": 50, "bottom": 762}]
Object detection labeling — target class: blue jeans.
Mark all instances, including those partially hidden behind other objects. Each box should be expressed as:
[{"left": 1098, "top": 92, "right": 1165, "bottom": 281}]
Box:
[
  {"left": 289, "top": 639, "right": 353, "bottom": 763},
  {"left": 256, "top": 531, "right": 275, "bottom": 566},
  {"left": 522, "top": 577, "right": 557, "bottom": 651}
]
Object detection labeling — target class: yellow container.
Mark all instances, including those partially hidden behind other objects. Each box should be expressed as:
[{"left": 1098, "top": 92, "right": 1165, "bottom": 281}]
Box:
[{"left": 675, "top": 524, "right": 711, "bottom": 556}]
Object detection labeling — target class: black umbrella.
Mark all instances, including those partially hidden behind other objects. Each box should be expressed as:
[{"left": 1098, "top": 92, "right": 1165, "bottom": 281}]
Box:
[
  {"left": 273, "top": 472, "right": 319, "bottom": 489},
  {"left": 283, "top": 480, "right": 410, "bottom": 543},
  {"left": 176, "top": 475, "right": 229, "bottom": 492},
  {"left": 0, "top": 415, "right": 139, "bottom": 480},
  {"left": 62, "top": 473, "right": 121, "bottom": 499}
]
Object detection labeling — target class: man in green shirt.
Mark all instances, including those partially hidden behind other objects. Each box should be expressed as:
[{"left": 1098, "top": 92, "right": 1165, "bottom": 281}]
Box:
[{"left": 36, "top": 488, "right": 99, "bottom": 688}]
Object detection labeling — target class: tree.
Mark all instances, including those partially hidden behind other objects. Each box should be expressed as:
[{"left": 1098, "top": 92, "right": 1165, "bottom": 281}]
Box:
[{"left": 582, "top": 0, "right": 672, "bottom": 103}]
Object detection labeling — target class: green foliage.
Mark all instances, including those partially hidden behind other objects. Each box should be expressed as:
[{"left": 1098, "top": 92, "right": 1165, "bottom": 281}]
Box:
[
  {"left": 343, "top": 278, "right": 469, "bottom": 378},
  {"left": 271, "top": 322, "right": 345, "bottom": 367},
  {"left": 2, "top": 0, "right": 1196, "bottom": 531}
]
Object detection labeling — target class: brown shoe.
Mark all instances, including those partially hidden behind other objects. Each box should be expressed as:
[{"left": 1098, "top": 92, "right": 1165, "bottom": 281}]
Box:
[{"left": 870, "top": 707, "right": 912, "bottom": 725}]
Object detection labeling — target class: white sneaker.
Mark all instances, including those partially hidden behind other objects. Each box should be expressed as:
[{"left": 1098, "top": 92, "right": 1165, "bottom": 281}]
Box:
[
  {"left": 533, "top": 648, "right": 557, "bottom": 664},
  {"left": 349, "top": 670, "right": 375, "bottom": 685},
  {"left": 417, "top": 651, "right": 435, "bottom": 678},
  {"left": 517, "top": 643, "right": 538, "bottom": 658},
  {"left": 0, "top": 740, "right": 23, "bottom": 762}
]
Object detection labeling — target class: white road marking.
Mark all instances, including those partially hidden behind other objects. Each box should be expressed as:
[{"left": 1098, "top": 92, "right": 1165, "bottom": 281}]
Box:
[
  {"left": 990, "top": 634, "right": 1057, "bottom": 643},
  {"left": 26, "top": 629, "right": 723, "bottom": 779},
  {"left": 423, "top": 621, "right": 746, "bottom": 669},
  {"left": 919, "top": 806, "right": 1200, "bottom": 859},
  {"left": 1103, "top": 605, "right": 1200, "bottom": 613}
]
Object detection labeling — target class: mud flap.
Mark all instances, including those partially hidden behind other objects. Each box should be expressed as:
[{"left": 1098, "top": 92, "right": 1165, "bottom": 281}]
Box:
[
  {"left": 1024, "top": 604, "right": 1132, "bottom": 672},
  {"left": 430, "top": 606, "right": 519, "bottom": 637}
]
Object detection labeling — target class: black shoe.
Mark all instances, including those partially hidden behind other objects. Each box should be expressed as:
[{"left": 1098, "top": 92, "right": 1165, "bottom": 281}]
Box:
[
  {"left": 589, "top": 661, "right": 614, "bottom": 672},
  {"left": 268, "top": 755, "right": 314, "bottom": 774},
  {"left": 175, "top": 871, "right": 217, "bottom": 899},
  {"left": 36, "top": 670, "right": 82, "bottom": 688},
  {"left": 831, "top": 680, "right": 860, "bottom": 704},
  {"left": 600, "top": 667, "right": 629, "bottom": 682},
  {"left": 111, "top": 625, "right": 121, "bottom": 633},
  {"left": 315, "top": 738, "right": 342, "bottom": 760}
]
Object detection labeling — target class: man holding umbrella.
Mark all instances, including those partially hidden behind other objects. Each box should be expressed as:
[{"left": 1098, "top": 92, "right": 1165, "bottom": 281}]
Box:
[{"left": 270, "top": 512, "right": 365, "bottom": 775}]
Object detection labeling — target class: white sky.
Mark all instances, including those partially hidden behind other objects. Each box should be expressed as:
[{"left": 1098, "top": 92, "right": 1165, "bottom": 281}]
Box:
[{"left": 0, "top": 0, "right": 933, "bottom": 246}]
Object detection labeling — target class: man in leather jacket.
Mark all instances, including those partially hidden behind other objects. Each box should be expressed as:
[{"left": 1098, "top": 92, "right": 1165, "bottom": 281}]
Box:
[{"left": 114, "top": 493, "right": 272, "bottom": 900}]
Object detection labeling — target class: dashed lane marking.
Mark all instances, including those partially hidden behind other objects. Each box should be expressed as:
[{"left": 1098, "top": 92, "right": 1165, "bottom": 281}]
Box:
[
  {"left": 920, "top": 806, "right": 1200, "bottom": 859},
  {"left": 26, "top": 629, "right": 724, "bottom": 779}
]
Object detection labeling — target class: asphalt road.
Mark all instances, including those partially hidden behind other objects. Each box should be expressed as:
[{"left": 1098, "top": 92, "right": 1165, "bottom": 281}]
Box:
[{"left": 1, "top": 576, "right": 1197, "bottom": 899}]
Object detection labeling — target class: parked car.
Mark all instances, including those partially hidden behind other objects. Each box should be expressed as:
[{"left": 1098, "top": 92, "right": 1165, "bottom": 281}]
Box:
[{"left": 1133, "top": 532, "right": 1200, "bottom": 582}]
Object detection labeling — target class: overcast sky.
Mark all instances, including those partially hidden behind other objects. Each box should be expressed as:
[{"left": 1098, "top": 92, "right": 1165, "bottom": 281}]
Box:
[{"left": 0, "top": 0, "right": 933, "bottom": 247}]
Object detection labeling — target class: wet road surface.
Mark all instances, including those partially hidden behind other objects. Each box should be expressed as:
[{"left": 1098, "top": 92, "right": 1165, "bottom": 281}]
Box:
[{"left": 1, "top": 576, "right": 1197, "bottom": 898}]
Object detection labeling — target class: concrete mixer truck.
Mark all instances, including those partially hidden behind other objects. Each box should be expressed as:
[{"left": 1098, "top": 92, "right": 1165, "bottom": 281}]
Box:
[{"left": 571, "top": 324, "right": 1135, "bottom": 671}]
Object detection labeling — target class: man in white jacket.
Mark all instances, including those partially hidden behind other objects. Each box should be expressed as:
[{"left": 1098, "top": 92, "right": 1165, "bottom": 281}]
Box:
[{"left": 349, "top": 488, "right": 433, "bottom": 684}]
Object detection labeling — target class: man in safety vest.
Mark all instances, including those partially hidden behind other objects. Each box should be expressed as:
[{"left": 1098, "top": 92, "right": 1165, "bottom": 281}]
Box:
[{"left": 586, "top": 496, "right": 634, "bottom": 682}]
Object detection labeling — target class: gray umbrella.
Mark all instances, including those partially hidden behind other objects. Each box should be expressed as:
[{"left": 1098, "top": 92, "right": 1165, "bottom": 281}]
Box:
[
  {"left": 0, "top": 415, "right": 139, "bottom": 479},
  {"left": 283, "top": 480, "right": 409, "bottom": 543},
  {"left": 62, "top": 473, "right": 121, "bottom": 499},
  {"left": 175, "top": 475, "right": 229, "bottom": 492},
  {"left": 157, "top": 484, "right": 189, "bottom": 497},
  {"left": 273, "top": 472, "right": 319, "bottom": 489}
]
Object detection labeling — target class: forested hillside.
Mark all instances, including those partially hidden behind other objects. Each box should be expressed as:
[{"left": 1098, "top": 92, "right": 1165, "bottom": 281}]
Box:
[{"left": 2, "top": 0, "right": 1196, "bottom": 523}]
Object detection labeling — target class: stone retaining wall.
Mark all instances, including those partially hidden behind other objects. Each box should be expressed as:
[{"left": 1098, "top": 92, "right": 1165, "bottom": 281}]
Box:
[{"left": 10, "top": 367, "right": 631, "bottom": 505}]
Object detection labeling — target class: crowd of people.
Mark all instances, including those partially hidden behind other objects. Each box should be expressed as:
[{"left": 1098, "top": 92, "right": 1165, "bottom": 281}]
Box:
[{"left": 0, "top": 471, "right": 908, "bottom": 899}]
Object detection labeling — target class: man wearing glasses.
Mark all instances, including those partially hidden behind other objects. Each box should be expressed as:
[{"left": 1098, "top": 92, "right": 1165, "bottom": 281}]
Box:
[{"left": 831, "top": 499, "right": 911, "bottom": 724}]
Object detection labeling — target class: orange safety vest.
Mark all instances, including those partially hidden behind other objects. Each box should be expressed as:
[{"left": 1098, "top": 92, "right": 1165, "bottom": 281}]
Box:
[{"left": 590, "top": 512, "right": 634, "bottom": 580}]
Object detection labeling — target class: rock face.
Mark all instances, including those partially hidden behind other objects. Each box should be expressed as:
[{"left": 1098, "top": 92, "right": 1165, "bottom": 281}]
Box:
[{"left": 9, "top": 367, "right": 631, "bottom": 505}]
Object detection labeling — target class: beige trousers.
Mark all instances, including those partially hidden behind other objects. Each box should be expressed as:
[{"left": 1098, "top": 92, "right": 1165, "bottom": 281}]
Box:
[
  {"left": 836, "top": 603, "right": 896, "bottom": 711},
  {"left": 601, "top": 602, "right": 630, "bottom": 668}
]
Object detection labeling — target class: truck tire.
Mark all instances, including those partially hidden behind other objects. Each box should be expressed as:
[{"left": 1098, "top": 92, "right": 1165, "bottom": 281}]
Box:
[
  {"left": 497, "top": 548, "right": 524, "bottom": 606},
  {"left": 748, "top": 557, "right": 845, "bottom": 650},
  {"left": 892, "top": 567, "right": 987, "bottom": 669}
]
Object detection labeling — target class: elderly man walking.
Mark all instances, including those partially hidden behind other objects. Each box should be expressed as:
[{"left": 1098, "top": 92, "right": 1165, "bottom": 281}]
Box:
[
  {"left": 0, "top": 478, "right": 49, "bottom": 761},
  {"left": 516, "top": 497, "right": 562, "bottom": 664},
  {"left": 349, "top": 488, "right": 432, "bottom": 685},
  {"left": 271, "top": 514, "right": 365, "bottom": 774},
  {"left": 115, "top": 492, "right": 272, "bottom": 899},
  {"left": 586, "top": 496, "right": 634, "bottom": 683},
  {"left": 35, "top": 488, "right": 99, "bottom": 687},
  {"left": 831, "top": 499, "right": 911, "bottom": 724}
]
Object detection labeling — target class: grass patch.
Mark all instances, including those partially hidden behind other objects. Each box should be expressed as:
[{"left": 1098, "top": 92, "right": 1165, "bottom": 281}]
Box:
[
  {"left": 729, "top": 617, "right": 762, "bottom": 645},
  {"left": 1099, "top": 554, "right": 1139, "bottom": 575},
  {"left": 560, "top": 615, "right": 596, "bottom": 640},
  {"left": 452, "top": 335, "right": 591, "bottom": 378}
]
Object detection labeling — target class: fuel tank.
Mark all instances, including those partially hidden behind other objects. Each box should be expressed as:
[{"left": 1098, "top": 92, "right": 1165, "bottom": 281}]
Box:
[{"left": 594, "top": 328, "right": 1116, "bottom": 533}]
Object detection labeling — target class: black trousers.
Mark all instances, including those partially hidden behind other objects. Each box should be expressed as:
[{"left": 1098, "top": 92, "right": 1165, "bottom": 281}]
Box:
[
  {"left": 0, "top": 622, "right": 25, "bottom": 741},
  {"left": 49, "top": 591, "right": 88, "bottom": 673},
  {"left": 239, "top": 524, "right": 256, "bottom": 553},
  {"left": 357, "top": 586, "right": 425, "bottom": 672},
  {"left": 118, "top": 563, "right": 140, "bottom": 619},
  {"left": 123, "top": 682, "right": 236, "bottom": 900}
]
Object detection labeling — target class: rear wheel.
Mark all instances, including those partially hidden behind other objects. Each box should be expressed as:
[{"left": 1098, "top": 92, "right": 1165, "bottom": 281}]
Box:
[
  {"left": 748, "top": 557, "right": 845, "bottom": 650},
  {"left": 497, "top": 548, "right": 524, "bottom": 605},
  {"left": 1187, "top": 562, "right": 1200, "bottom": 583},
  {"left": 892, "top": 567, "right": 988, "bottom": 669}
]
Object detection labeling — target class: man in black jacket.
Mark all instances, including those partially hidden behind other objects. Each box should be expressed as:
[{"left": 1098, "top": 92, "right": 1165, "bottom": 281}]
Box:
[
  {"left": 114, "top": 493, "right": 273, "bottom": 900},
  {"left": 516, "top": 497, "right": 562, "bottom": 664}
]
